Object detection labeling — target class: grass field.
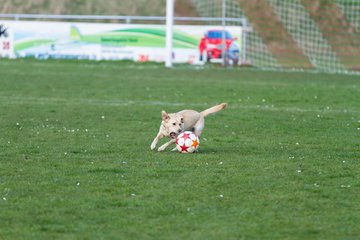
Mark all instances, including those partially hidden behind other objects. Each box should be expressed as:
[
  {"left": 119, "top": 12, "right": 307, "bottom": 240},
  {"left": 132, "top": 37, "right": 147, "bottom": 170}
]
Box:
[{"left": 0, "top": 59, "right": 359, "bottom": 239}]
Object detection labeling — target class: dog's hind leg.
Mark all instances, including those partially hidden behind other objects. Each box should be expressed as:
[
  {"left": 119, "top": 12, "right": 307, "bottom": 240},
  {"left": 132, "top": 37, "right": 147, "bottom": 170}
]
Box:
[{"left": 193, "top": 116, "right": 205, "bottom": 136}]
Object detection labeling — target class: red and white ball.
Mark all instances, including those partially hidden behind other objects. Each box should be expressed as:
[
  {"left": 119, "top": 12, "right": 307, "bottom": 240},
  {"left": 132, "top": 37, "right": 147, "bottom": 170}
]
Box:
[{"left": 176, "top": 131, "right": 200, "bottom": 153}]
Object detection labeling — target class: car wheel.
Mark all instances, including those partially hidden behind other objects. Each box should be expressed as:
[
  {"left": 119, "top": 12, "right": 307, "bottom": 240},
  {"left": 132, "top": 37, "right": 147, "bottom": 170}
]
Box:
[{"left": 207, "top": 52, "right": 212, "bottom": 62}]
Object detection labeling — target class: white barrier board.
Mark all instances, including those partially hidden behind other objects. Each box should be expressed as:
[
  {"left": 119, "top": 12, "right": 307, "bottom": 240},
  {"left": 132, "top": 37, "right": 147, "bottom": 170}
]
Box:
[
  {"left": 1, "top": 20, "right": 241, "bottom": 63},
  {"left": 0, "top": 23, "right": 14, "bottom": 57}
]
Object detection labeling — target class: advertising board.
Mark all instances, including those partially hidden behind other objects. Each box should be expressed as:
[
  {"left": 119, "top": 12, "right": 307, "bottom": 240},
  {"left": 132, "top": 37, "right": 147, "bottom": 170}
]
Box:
[
  {"left": 1, "top": 20, "right": 242, "bottom": 64},
  {"left": 0, "top": 23, "right": 14, "bottom": 58}
]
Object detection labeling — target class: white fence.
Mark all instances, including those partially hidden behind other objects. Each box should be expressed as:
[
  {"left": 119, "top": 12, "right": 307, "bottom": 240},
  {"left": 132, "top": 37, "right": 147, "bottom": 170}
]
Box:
[{"left": 0, "top": 13, "right": 246, "bottom": 25}]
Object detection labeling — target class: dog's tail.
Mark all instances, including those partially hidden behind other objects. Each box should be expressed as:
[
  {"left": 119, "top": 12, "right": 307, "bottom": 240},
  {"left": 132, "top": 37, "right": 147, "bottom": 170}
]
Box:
[{"left": 200, "top": 103, "right": 227, "bottom": 117}]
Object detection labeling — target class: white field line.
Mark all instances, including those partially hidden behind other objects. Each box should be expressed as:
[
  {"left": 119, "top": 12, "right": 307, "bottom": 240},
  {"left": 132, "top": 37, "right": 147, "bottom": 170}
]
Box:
[{"left": 0, "top": 95, "right": 358, "bottom": 114}]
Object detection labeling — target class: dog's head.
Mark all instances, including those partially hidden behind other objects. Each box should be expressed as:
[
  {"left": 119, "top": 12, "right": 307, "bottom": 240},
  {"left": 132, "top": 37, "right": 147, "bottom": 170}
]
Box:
[{"left": 161, "top": 110, "right": 184, "bottom": 139}]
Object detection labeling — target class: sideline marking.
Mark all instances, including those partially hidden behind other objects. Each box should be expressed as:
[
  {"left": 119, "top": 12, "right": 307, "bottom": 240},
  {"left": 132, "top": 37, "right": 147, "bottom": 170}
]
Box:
[{"left": 0, "top": 95, "right": 358, "bottom": 114}]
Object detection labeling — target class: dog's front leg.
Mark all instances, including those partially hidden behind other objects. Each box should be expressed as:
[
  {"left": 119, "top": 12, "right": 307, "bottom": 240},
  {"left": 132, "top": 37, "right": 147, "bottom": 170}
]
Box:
[
  {"left": 150, "top": 132, "right": 164, "bottom": 150},
  {"left": 158, "top": 139, "right": 176, "bottom": 152}
]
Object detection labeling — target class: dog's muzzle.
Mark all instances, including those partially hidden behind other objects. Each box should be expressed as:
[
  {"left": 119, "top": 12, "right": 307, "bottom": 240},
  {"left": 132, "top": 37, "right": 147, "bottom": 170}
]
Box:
[{"left": 170, "top": 132, "right": 177, "bottom": 139}]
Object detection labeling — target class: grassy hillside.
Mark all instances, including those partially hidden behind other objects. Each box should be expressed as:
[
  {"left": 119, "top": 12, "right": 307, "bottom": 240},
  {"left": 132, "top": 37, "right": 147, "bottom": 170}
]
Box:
[
  {"left": 0, "top": 0, "right": 199, "bottom": 20},
  {"left": 0, "top": 0, "right": 200, "bottom": 17},
  {"left": 0, "top": 0, "right": 166, "bottom": 16}
]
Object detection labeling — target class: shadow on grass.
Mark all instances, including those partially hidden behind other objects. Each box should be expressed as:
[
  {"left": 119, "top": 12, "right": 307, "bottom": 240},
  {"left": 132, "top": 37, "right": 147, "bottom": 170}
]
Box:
[{"left": 150, "top": 146, "right": 232, "bottom": 155}]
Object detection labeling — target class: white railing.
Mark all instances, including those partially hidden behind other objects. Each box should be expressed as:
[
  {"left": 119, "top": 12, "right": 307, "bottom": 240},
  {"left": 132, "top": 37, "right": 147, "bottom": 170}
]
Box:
[{"left": 0, "top": 13, "right": 246, "bottom": 25}]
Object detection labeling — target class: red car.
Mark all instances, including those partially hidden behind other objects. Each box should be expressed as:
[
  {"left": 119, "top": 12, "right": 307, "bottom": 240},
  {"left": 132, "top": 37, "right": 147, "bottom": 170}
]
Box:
[{"left": 199, "top": 30, "right": 236, "bottom": 62}]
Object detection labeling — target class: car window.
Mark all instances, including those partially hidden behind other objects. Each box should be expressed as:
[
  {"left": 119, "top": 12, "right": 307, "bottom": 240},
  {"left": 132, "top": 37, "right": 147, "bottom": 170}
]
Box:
[{"left": 207, "top": 31, "right": 232, "bottom": 39}]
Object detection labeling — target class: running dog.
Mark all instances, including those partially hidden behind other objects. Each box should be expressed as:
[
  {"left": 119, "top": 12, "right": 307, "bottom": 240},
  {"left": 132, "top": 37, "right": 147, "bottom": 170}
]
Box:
[{"left": 150, "top": 103, "right": 227, "bottom": 152}]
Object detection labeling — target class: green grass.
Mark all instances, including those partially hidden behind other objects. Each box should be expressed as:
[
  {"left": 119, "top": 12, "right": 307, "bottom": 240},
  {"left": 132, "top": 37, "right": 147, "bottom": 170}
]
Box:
[{"left": 0, "top": 59, "right": 359, "bottom": 239}]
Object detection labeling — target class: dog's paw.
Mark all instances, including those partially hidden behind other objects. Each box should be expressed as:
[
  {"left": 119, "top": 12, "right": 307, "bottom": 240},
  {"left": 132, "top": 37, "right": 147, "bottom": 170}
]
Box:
[
  {"left": 150, "top": 140, "right": 158, "bottom": 150},
  {"left": 157, "top": 146, "right": 166, "bottom": 152},
  {"left": 171, "top": 147, "right": 177, "bottom": 152}
]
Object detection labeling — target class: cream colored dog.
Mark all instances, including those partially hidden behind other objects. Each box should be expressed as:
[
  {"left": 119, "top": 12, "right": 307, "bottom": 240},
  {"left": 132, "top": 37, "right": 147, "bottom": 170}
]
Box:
[{"left": 150, "top": 103, "right": 227, "bottom": 152}]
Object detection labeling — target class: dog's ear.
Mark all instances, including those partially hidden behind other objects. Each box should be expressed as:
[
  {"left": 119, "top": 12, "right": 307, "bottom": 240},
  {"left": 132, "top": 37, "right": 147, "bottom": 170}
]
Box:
[{"left": 161, "top": 111, "right": 170, "bottom": 121}]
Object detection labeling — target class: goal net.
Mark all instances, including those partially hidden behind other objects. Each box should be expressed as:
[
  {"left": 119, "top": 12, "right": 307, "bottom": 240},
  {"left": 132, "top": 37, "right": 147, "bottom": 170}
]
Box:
[{"left": 171, "top": 0, "right": 360, "bottom": 74}]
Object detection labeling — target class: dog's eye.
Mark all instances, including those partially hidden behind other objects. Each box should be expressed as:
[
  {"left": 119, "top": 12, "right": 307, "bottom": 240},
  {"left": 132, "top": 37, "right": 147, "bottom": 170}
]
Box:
[{"left": 172, "top": 123, "right": 176, "bottom": 126}]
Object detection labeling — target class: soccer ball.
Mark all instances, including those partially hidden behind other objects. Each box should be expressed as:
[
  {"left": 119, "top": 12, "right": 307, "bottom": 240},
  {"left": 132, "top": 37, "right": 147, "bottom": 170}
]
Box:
[{"left": 176, "top": 131, "right": 200, "bottom": 153}]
